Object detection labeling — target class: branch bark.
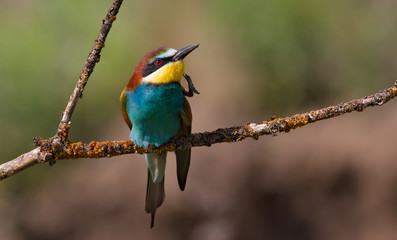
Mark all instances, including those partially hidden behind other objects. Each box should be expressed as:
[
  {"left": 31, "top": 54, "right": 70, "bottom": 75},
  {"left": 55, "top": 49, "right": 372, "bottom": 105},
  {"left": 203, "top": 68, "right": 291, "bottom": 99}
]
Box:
[
  {"left": 2, "top": 80, "right": 396, "bottom": 180},
  {"left": 1, "top": 0, "right": 396, "bottom": 181},
  {"left": 56, "top": 0, "right": 123, "bottom": 140}
]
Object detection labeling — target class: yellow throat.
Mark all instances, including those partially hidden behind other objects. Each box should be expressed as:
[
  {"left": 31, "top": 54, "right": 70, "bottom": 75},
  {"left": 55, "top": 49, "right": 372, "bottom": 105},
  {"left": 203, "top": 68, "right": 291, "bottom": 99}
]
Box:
[{"left": 142, "top": 60, "right": 185, "bottom": 84}]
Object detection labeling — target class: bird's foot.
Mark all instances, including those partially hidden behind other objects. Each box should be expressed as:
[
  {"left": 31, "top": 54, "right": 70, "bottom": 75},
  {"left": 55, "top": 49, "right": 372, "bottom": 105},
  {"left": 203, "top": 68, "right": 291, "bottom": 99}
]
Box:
[{"left": 182, "top": 74, "right": 200, "bottom": 97}]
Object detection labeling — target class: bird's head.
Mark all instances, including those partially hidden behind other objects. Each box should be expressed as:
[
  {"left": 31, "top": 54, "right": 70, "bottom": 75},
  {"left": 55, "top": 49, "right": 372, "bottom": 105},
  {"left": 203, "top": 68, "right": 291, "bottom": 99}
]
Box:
[{"left": 127, "top": 44, "right": 199, "bottom": 89}]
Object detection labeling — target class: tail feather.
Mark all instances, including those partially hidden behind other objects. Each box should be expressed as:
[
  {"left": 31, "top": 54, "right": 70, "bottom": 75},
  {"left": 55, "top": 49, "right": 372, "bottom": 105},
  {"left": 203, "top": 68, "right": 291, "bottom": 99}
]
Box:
[
  {"left": 145, "top": 152, "right": 167, "bottom": 183},
  {"left": 175, "top": 97, "right": 192, "bottom": 191},
  {"left": 175, "top": 148, "right": 191, "bottom": 191},
  {"left": 145, "top": 169, "right": 165, "bottom": 228}
]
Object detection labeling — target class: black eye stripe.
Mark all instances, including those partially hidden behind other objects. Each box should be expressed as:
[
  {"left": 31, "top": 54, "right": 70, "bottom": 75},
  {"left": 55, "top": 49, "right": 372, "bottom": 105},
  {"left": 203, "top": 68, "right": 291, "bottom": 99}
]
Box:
[{"left": 142, "top": 57, "right": 173, "bottom": 77}]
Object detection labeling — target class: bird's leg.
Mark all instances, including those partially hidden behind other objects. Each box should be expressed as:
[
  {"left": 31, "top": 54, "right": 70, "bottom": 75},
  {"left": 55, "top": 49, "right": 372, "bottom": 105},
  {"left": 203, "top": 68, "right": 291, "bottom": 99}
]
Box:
[{"left": 182, "top": 74, "right": 200, "bottom": 97}]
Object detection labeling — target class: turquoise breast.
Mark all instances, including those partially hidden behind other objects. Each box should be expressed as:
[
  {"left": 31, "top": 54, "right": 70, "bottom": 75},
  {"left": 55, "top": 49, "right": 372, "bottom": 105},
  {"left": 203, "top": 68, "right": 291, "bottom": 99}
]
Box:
[{"left": 126, "top": 83, "right": 184, "bottom": 147}]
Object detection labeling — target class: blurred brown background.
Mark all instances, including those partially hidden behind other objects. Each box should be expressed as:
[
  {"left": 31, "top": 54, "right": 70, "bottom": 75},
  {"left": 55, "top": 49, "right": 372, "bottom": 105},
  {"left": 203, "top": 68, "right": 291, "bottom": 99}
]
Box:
[{"left": 1, "top": 0, "right": 397, "bottom": 239}]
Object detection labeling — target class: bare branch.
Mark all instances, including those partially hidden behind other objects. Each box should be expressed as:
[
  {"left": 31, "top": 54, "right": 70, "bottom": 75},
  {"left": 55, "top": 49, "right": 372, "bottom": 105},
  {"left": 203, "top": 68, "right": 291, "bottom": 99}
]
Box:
[
  {"left": 1, "top": 0, "right": 123, "bottom": 179},
  {"left": 56, "top": 0, "right": 123, "bottom": 140},
  {"left": 2, "top": 80, "right": 396, "bottom": 180},
  {"left": 0, "top": 148, "right": 49, "bottom": 179}
]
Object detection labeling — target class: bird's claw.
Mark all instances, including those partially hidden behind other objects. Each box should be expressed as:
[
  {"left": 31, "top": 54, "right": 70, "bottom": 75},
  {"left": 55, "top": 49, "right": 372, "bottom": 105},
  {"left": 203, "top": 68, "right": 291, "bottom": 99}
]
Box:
[{"left": 182, "top": 74, "right": 200, "bottom": 97}]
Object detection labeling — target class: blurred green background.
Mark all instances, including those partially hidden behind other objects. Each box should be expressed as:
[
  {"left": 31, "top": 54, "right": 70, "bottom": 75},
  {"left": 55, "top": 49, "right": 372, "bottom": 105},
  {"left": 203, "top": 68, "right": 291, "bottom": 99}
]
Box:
[{"left": 1, "top": 0, "right": 397, "bottom": 239}]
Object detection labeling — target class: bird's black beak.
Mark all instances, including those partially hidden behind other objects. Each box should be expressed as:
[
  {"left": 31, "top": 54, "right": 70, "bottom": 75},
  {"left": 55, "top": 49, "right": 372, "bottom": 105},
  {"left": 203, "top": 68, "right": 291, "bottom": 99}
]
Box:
[{"left": 172, "top": 44, "right": 199, "bottom": 61}]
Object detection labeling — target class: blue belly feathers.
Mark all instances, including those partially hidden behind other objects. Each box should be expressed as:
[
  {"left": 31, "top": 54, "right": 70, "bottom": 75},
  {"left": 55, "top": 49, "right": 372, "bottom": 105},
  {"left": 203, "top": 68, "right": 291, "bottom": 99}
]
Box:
[{"left": 126, "top": 83, "right": 184, "bottom": 147}]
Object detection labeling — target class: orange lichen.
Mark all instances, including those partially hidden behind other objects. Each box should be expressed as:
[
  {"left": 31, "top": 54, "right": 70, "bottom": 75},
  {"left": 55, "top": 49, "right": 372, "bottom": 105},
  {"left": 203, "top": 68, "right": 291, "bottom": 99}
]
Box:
[
  {"left": 57, "top": 123, "right": 70, "bottom": 141},
  {"left": 94, "top": 40, "right": 105, "bottom": 48},
  {"left": 80, "top": 72, "right": 89, "bottom": 82},
  {"left": 109, "top": 15, "right": 117, "bottom": 23}
]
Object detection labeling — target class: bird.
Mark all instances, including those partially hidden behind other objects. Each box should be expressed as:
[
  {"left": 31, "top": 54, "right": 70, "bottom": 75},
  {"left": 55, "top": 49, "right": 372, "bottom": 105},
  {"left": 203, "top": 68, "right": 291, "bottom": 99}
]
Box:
[{"left": 120, "top": 44, "right": 199, "bottom": 228}]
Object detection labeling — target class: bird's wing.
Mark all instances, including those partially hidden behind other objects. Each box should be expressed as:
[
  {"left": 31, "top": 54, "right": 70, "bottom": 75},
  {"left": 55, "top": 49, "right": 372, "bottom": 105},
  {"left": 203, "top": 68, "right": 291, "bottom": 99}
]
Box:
[
  {"left": 120, "top": 87, "right": 132, "bottom": 130},
  {"left": 175, "top": 97, "right": 192, "bottom": 190}
]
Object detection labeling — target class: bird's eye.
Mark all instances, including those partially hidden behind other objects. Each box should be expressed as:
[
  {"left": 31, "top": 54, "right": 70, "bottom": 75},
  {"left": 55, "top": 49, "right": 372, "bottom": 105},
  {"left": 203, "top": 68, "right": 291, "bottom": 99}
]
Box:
[{"left": 154, "top": 59, "right": 162, "bottom": 65}]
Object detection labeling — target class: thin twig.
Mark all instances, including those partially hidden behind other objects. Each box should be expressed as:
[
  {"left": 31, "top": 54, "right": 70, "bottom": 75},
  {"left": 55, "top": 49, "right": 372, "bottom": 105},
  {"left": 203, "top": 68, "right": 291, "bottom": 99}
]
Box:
[
  {"left": 0, "top": 0, "right": 123, "bottom": 179},
  {"left": 56, "top": 0, "right": 123, "bottom": 140},
  {"left": 2, "top": 80, "right": 396, "bottom": 180}
]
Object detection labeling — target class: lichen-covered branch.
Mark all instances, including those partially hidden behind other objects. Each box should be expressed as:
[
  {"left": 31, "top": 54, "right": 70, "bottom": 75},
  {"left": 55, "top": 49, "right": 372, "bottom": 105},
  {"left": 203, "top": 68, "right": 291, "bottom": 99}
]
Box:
[
  {"left": 1, "top": 0, "right": 123, "bottom": 180},
  {"left": 2, "top": 80, "right": 396, "bottom": 180},
  {"left": 47, "top": 80, "right": 397, "bottom": 159},
  {"left": 56, "top": 0, "right": 123, "bottom": 140}
]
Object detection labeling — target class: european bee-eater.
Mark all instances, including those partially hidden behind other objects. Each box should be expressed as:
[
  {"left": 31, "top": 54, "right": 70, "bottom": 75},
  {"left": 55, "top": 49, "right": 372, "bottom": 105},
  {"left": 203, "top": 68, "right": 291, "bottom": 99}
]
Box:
[{"left": 120, "top": 44, "right": 199, "bottom": 227}]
